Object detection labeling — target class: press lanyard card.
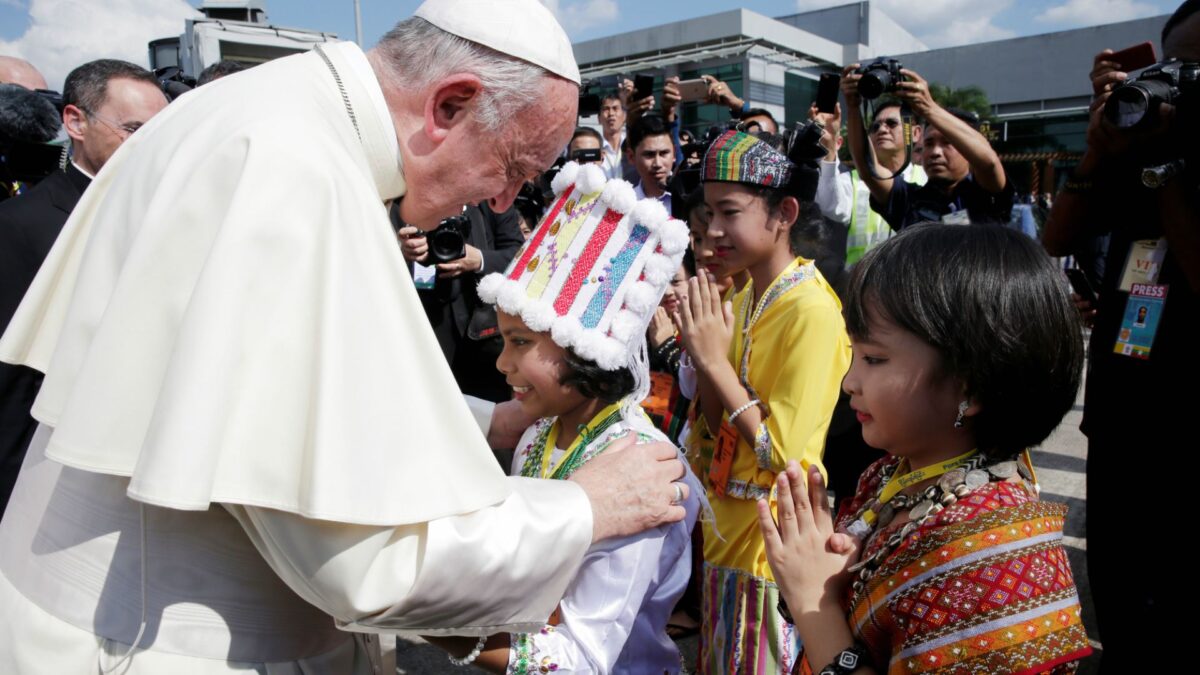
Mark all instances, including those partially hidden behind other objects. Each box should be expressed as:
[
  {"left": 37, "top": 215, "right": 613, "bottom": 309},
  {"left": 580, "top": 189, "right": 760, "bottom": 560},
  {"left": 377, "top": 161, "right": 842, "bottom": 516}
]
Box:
[
  {"left": 942, "top": 208, "right": 971, "bottom": 225},
  {"left": 1113, "top": 283, "right": 1168, "bottom": 360},
  {"left": 1118, "top": 238, "right": 1167, "bottom": 292},
  {"left": 412, "top": 262, "right": 437, "bottom": 290},
  {"left": 709, "top": 421, "right": 737, "bottom": 498}
]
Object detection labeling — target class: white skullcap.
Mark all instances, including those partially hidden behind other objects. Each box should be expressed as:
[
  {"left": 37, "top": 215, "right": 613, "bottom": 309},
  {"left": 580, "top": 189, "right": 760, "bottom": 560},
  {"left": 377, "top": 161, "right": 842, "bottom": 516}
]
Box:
[{"left": 414, "top": 0, "right": 581, "bottom": 85}]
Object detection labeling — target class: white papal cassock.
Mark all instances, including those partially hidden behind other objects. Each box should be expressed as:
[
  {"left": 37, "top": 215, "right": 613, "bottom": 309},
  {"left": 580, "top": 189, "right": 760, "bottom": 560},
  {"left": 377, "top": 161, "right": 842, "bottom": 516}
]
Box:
[{"left": 0, "top": 41, "right": 592, "bottom": 672}]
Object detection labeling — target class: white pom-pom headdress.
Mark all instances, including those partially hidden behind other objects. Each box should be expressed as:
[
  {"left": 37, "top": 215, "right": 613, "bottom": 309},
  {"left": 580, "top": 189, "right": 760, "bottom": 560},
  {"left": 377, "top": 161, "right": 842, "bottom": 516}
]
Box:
[{"left": 478, "top": 162, "right": 689, "bottom": 397}]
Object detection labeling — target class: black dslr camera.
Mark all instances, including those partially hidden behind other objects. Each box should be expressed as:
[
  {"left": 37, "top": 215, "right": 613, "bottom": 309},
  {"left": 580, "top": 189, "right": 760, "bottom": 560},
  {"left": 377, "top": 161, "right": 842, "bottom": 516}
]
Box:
[
  {"left": 420, "top": 213, "right": 471, "bottom": 264},
  {"left": 856, "top": 58, "right": 903, "bottom": 100},
  {"left": 1104, "top": 58, "right": 1198, "bottom": 130}
]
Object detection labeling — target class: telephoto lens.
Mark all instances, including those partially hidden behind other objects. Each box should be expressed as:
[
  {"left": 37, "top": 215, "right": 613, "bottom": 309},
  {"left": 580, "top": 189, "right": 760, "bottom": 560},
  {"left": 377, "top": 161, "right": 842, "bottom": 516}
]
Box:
[{"left": 857, "top": 58, "right": 903, "bottom": 100}]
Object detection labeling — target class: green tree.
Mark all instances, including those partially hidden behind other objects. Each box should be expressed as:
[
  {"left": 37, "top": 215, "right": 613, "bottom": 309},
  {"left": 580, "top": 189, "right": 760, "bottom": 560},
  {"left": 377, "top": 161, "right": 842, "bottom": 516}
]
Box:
[{"left": 928, "top": 83, "right": 993, "bottom": 121}]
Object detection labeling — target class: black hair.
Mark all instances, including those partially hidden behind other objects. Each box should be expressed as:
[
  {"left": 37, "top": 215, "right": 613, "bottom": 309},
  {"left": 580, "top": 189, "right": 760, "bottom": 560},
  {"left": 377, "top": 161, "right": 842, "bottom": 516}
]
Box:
[
  {"left": 1164, "top": 0, "right": 1200, "bottom": 43},
  {"left": 196, "top": 60, "right": 246, "bottom": 87},
  {"left": 599, "top": 92, "right": 622, "bottom": 106},
  {"left": 843, "top": 223, "right": 1084, "bottom": 458},
  {"left": 739, "top": 107, "right": 778, "bottom": 130},
  {"left": 627, "top": 113, "right": 670, "bottom": 153},
  {"left": 744, "top": 131, "right": 824, "bottom": 256},
  {"left": 559, "top": 349, "right": 637, "bottom": 404},
  {"left": 63, "top": 59, "right": 158, "bottom": 112},
  {"left": 570, "top": 126, "right": 603, "bottom": 146},
  {"left": 872, "top": 97, "right": 904, "bottom": 117}
]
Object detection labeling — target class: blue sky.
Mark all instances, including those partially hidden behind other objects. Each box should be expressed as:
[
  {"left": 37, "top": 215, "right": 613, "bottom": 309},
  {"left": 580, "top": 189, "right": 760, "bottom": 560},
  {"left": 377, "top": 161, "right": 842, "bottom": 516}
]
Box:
[{"left": 1, "top": 0, "right": 1179, "bottom": 89}]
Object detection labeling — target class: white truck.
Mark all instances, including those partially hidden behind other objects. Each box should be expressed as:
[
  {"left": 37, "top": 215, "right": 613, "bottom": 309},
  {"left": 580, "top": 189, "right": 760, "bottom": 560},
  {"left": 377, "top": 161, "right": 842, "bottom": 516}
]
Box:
[{"left": 149, "top": 0, "right": 337, "bottom": 80}]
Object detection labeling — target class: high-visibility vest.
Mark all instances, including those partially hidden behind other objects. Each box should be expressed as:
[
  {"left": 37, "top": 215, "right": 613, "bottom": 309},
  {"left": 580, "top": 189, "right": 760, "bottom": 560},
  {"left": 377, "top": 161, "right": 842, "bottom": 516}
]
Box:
[{"left": 846, "top": 163, "right": 927, "bottom": 266}]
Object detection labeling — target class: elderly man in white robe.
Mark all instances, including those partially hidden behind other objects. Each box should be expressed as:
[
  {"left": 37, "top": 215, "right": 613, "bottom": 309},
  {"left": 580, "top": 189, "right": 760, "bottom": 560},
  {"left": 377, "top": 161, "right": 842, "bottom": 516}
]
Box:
[{"left": 0, "top": 1, "right": 691, "bottom": 672}]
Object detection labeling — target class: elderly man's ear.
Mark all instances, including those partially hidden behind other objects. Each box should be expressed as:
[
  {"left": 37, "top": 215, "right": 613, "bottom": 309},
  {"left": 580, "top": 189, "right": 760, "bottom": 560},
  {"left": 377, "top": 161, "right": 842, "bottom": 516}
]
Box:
[{"left": 425, "top": 73, "right": 483, "bottom": 142}]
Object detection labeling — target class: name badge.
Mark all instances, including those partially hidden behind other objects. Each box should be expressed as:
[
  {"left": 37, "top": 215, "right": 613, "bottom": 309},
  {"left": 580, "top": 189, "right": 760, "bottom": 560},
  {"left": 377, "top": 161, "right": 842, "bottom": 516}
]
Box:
[
  {"left": 942, "top": 208, "right": 971, "bottom": 225},
  {"left": 709, "top": 421, "right": 738, "bottom": 498},
  {"left": 1118, "top": 238, "right": 1167, "bottom": 291},
  {"left": 1114, "top": 283, "right": 1168, "bottom": 360},
  {"left": 412, "top": 262, "right": 437, "bottom": 290}
]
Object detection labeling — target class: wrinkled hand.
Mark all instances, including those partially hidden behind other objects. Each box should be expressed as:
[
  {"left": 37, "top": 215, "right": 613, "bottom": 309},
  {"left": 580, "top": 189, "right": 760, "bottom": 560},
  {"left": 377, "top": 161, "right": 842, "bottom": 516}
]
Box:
[
  {"left": 757, "top": 462, "right": 861, "bottom": 615},
  {"left": 895, "top": 68, "right": 936, "bottom": 118},
  {"left": 647, "top": 306, "right": 675, "bottom": 349},
  {"left": 436, "top": 244, "right": 483, "bottom": 278},
  {"left": 1090, "top": 49, "right": 1127, "bottom": 96},
  {"left": 397, "top": 225, "right": 429, "bottom": 263},
  {"left": 809, "top": 102, "right": 843, "bottom": 160},
  {"left": 840, "top": 64, "right": 862, "bottom": 108},
  {"left": 571, "top": 435, "right": 688, "bottom": 543}
]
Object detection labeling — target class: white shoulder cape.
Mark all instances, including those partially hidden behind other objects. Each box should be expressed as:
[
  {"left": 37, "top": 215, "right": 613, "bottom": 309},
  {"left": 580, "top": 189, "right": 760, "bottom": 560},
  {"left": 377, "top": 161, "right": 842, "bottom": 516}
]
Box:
[{"left": 0, "top": 42, "right": 511, "bottom": 526}]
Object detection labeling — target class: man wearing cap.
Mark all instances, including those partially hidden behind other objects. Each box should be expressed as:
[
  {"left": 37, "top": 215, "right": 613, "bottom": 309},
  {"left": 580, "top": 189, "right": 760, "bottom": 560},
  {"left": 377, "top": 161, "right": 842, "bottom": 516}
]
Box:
[{"left": 0, "top": 1, "right": 688, "bottom": 672}]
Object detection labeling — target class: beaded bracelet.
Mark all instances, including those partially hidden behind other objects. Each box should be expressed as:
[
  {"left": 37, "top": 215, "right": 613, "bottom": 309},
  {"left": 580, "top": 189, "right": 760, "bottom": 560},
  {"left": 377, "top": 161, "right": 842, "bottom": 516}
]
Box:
[
  {"left": 728, "top": 398, "right": 761, "bottom": 425},
  {"left": 448, "top": 635, "right": 487, "bottom": 667}
]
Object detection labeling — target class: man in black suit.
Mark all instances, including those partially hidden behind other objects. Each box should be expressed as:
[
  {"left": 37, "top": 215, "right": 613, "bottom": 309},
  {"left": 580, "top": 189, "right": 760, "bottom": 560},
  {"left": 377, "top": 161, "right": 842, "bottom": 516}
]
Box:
[
  {"left": 0, "top": 59, "right": 166, "bottom": 514},
  {"left": 393, "top": 201, "right": 524, "bottom": 403}
]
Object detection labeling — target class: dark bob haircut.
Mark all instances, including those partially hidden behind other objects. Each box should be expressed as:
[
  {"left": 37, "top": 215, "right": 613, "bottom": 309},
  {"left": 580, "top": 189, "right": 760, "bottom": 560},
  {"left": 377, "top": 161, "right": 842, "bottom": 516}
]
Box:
[
  {"left": 559, "top": 349, "right": 637, "bottom": 404},
  {"left": 843, "top": 223, "right": 1084, "bottom": 458}
]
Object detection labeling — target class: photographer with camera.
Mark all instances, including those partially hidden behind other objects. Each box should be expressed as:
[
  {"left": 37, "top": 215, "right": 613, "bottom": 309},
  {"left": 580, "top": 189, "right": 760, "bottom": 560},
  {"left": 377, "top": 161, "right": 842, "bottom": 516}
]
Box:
[
  {"left": 841, "top": 62, "right": 1011, "bottom": 230},
  {"left": 1042, "top": 3, "right": 1199, "bottom": 670},
  {"left": 393, "top": 201, "right": 525, "bottom": 404}
]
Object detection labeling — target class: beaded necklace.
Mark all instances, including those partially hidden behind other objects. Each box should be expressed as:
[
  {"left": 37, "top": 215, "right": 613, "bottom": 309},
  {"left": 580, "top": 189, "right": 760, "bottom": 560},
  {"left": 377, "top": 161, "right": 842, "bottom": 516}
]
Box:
[
  {"left": 844, "top": 450, "right": 1037, "bottom": 603},
  {"left": 519, "top": 401, "right": 626, "bottom": 480}
]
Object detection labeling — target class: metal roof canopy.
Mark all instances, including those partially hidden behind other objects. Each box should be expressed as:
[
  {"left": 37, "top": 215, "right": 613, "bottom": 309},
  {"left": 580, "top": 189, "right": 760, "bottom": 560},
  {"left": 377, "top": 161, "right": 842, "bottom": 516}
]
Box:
[
  {"left": 578, "top": 38, "right": 826, "bottom": 80},
  {"left": 574, "top": 9, "right": 841, "bottom": 81}
]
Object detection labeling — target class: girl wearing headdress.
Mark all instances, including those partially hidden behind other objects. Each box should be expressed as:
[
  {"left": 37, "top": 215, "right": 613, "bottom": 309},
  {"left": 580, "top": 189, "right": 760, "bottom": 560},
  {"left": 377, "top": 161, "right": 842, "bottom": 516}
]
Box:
[
  {"left": 430, "top": 162, "right": 702, "bottom": 673},
  {"left": 675, "top": 126, "right": 851, "bottom": 674}
]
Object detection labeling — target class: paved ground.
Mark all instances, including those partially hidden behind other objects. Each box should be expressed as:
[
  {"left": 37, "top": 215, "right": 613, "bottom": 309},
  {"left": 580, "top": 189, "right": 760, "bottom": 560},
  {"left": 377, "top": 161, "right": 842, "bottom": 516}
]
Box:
[{"left": 393, "top": 385, "right": 1098, "bottom": 674}]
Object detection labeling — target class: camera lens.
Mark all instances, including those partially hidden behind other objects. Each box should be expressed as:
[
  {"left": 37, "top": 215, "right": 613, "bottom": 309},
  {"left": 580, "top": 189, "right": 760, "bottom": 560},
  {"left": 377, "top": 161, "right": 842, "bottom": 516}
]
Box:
[
  {"left": 859, "top": 69, "right": 892, "bottom": 100},
  {"left": 1105, "top": 79, "right": 1173, "bottom": 129}
]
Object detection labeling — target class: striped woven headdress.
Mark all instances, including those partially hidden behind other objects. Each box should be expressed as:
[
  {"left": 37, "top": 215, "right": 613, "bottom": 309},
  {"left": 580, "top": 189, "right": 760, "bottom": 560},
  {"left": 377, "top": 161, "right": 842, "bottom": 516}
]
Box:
[
  {"left": 701, "top": 129, "right": 794, "bottom": 188},
  {"left": 477, "top": 162, "right": 690, "bottom": 374}
]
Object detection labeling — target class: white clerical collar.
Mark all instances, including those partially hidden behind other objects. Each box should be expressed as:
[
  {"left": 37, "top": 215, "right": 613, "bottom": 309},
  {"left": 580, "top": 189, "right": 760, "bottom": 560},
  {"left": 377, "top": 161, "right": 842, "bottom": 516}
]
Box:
[
  {"left": 70, "top": 160, "right": 95, "bottom": 180},
  {"left": 324, "top": 41, "right": 408, "bottom": 198}
]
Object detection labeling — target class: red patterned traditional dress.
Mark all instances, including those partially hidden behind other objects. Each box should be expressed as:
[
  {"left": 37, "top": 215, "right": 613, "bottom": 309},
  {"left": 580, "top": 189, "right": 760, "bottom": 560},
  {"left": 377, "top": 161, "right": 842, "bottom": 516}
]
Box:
[{"left": 829, "top": 456, "right": 1092, "bottom": 674}]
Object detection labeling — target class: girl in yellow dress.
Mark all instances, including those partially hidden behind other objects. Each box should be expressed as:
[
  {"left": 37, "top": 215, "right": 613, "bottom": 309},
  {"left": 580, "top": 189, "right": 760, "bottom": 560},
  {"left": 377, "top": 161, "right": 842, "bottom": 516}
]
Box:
[{"left": 675, "top": 127, "right": 851, "bottom": 674}]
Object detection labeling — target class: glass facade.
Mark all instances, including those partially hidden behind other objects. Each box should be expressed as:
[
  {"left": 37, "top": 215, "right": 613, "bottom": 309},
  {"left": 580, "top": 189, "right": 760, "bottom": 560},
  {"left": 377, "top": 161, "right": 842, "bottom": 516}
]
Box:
[
  {"left": 784, "top": 71, "right": 820, "bottom": 127},
  {"left": 993, "top": 113, "right": 1090, "bottom": 155}
]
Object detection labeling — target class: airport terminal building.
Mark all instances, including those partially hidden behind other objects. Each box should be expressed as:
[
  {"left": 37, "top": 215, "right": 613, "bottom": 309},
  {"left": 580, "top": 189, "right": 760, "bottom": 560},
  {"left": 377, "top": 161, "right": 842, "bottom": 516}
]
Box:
[{"left": 573, "top": 1, "right": 1169, "bottom": 194}]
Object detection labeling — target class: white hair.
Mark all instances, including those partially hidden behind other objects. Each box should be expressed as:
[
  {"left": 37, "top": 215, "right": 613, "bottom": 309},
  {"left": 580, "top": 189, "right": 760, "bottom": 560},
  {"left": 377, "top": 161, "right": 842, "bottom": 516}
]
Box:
[{"left": 371, "top": 17, "right": 553, "bottom": 132}]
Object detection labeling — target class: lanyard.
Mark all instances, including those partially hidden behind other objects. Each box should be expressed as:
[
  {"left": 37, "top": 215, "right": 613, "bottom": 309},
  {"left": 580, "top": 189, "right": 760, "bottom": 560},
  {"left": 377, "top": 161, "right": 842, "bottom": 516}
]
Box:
[
  {"left": 540, "top": 401, "right": 625, "bottom": 479},
  {"left": 862, "top": 449, "right": 977, "bottom": 527}
]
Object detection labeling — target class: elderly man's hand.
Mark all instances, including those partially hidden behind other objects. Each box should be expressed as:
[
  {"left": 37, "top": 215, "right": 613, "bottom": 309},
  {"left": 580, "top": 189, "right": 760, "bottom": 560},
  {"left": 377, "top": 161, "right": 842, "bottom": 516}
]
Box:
[
  {"left": 397, "top": 226, "right": 430, "bottom": 263},
  {"left": 570, "top": 435, "right": 688, "bottom": 542},
  {"left": 436, "top": 244, "right": 483, "bottom": 278}
]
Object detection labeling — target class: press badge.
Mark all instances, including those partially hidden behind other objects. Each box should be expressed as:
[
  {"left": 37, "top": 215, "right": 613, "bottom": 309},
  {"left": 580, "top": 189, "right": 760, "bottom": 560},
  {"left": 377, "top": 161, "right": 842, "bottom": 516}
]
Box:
[
  {"left": 1118, "top": 238, "right": 1167, "bottom": 292},
  {"left": 942, "top": 208, "right": 971, "bottom": 225},
  {"left": 412, "top": 262, "right": 437, "bottom": 290},
  {"left": 1114, "top": 283, "right": 1168, "bottom": 360}
]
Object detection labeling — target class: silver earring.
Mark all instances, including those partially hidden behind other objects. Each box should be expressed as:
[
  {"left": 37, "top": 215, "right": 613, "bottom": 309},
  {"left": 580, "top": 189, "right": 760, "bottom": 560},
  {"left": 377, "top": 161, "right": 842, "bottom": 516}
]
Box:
[{"left": 954, "top": 400, "right": 969, "bottom": 429}]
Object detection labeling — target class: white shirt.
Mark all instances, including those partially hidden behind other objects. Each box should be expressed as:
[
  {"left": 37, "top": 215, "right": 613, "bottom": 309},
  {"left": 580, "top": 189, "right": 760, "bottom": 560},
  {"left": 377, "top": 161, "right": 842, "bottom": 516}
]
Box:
[
  {"left": 507, "top": 414, "right": 700, "bottom": 674},
  {"left": 601, "top": 129, "right": 626, "bottom": 180}
]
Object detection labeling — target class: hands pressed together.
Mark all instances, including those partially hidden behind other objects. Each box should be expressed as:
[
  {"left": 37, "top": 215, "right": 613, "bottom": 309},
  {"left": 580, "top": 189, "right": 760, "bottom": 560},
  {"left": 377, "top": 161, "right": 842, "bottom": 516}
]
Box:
[{"left": 671, "top": 271, "right": 734, "bottom": 373}]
